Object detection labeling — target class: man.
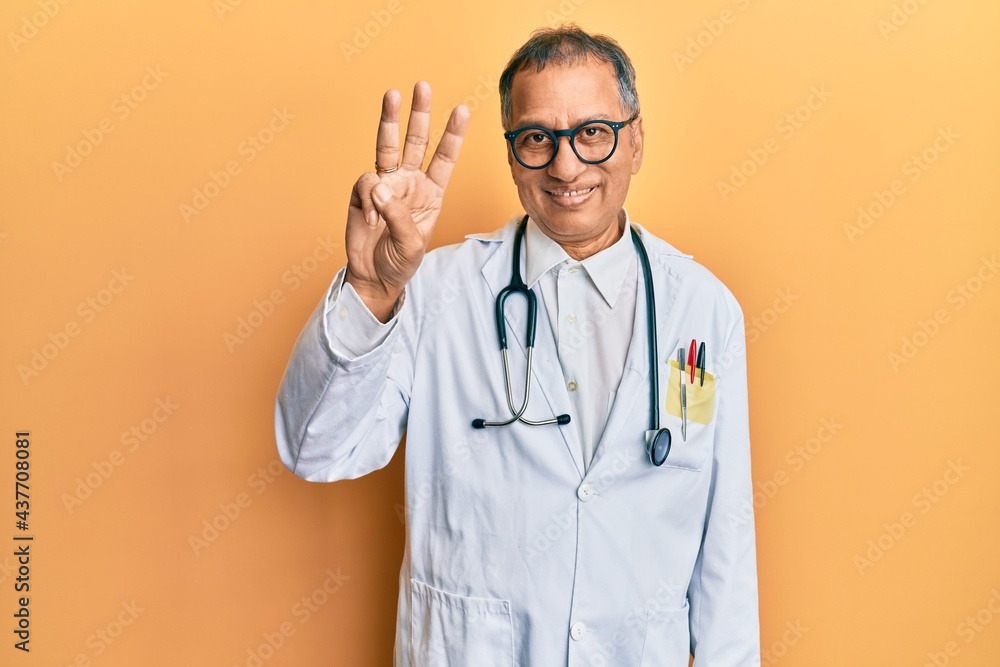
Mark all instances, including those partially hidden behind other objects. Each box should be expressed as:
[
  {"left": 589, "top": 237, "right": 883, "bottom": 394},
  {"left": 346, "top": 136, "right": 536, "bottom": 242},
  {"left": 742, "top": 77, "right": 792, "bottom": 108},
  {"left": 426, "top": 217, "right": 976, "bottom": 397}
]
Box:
[{"left": 275, "top": 25, "right": 759, "bottom": 666}]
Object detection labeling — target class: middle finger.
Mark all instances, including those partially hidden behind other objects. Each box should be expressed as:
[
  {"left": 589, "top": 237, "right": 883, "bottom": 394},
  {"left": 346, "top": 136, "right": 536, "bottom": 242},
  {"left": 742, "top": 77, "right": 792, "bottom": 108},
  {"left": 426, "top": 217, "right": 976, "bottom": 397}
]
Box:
[{"left": 400, "top": 81, "right": 432, "bottom": 170}]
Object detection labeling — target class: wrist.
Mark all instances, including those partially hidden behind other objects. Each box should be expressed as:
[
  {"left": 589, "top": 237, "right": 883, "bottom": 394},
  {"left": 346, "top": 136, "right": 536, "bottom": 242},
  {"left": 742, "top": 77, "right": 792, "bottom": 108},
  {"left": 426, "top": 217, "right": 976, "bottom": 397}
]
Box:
[{"left": 344, "top": 270, "right": 402, "bottom": 323}]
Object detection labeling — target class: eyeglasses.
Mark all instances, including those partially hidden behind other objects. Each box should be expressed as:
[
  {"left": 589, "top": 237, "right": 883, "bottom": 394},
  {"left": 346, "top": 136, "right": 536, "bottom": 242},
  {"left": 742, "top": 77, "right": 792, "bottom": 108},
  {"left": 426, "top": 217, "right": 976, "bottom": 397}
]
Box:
[{"left": 503, "top": 114, "right": 638, "bottom": 170}]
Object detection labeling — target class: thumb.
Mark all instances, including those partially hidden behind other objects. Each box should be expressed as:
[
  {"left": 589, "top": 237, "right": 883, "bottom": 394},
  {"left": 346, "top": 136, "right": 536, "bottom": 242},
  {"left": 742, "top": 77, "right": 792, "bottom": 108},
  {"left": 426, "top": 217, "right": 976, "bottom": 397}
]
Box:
[{"left": 371, "top": 183, "right": 418, "bottom": 242}]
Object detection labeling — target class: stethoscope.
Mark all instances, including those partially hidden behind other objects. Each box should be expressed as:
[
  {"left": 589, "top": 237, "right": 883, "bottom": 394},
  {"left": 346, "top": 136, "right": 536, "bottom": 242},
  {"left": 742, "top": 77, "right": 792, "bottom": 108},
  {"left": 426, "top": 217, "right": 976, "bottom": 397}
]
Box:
[{"left": 472, "top": 214, "right": 674, "bottom": 467}]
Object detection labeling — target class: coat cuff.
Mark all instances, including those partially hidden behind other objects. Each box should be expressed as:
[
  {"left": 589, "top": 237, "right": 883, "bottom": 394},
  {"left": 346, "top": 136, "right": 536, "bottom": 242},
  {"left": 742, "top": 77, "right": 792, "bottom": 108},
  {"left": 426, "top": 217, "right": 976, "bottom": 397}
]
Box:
[{"left": 323, "top": 269, "right": 404, "bottom": 359}]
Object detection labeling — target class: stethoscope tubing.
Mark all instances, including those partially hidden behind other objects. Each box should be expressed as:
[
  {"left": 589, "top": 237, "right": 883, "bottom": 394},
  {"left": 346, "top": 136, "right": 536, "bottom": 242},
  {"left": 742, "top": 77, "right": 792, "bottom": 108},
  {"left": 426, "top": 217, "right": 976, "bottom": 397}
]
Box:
[
  {"left": 473, "top": 214, "right": 658, "bottom": 441},
  {"left": 631, "top": 228, "right": 660, "bottom": 433}
]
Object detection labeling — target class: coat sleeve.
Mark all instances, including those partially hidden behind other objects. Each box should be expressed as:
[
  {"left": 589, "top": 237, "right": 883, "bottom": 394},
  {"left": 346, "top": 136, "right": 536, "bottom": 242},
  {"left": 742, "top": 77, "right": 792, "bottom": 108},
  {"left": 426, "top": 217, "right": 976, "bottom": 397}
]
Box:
[
  {"left": 688, "top": 312, "right": 761, "bottom": 666},
  {"left": 274, "top": 267, "right": 415, "bottom": 482}
]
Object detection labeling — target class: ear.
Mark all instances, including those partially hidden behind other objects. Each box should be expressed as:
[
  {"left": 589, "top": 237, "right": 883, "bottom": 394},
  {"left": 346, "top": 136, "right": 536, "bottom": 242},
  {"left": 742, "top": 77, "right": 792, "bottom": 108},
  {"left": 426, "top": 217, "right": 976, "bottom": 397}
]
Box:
[{"left": 629, "top": 115, "right": 644, "bottom": 174}]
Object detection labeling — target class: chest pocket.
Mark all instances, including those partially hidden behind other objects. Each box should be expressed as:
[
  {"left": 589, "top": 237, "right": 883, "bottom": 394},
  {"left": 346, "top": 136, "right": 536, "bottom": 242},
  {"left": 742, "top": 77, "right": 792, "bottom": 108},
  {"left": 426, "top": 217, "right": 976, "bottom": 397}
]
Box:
[
  {"left": 665, "top": 359, "right": 716, "bottom": 424},
  {"left": 660, "top": 359, "right": 718, "bottom": 471},
  {"left": 409, "top": 579, "right": 514, "bottom": 666}
]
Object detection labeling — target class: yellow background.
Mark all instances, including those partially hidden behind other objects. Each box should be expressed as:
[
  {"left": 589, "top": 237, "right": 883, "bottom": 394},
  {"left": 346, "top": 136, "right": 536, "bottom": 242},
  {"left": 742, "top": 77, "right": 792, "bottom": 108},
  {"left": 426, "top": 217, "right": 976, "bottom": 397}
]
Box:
[{"left": 2, "top": 0, "right": 999, "bottom": 664}]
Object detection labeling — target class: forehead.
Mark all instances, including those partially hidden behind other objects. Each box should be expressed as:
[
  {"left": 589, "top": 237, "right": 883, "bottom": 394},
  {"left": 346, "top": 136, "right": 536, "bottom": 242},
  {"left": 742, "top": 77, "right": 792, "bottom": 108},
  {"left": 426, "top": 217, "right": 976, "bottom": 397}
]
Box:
[{"left": 508, "top": 56, "right": 623, "bottom": 125}]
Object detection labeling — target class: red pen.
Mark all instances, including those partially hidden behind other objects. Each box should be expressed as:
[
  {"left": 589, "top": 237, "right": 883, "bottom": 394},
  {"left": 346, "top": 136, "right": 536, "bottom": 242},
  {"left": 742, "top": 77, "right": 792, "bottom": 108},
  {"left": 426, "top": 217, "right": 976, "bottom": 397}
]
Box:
[{"left": 687, "top": 339, "right": 697, "bottom": 385}]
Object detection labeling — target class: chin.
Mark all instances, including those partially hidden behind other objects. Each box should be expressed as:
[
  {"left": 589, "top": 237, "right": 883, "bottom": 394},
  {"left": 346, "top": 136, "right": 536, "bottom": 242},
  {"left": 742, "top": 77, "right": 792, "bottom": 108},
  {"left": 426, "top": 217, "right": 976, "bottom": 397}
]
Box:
[{"left": 538, "top": 202, "right": 604, "bottom": 230}]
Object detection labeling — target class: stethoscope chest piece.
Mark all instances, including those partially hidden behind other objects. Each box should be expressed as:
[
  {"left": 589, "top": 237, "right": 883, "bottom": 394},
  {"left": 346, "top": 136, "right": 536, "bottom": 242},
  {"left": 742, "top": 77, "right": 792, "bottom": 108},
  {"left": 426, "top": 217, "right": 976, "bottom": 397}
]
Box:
[{"left": 645, "top": 428, "right": 672, "bottom": 467}]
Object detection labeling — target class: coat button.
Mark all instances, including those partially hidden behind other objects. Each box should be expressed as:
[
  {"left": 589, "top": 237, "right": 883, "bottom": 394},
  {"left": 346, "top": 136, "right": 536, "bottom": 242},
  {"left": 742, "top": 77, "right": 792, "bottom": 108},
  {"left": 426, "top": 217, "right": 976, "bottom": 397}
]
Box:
[
  {"left": 577, "top": 484, "right": 595, "bottom": 502},
  {"left": 570, "top": 621, "right": 587, "bottom": 641}
]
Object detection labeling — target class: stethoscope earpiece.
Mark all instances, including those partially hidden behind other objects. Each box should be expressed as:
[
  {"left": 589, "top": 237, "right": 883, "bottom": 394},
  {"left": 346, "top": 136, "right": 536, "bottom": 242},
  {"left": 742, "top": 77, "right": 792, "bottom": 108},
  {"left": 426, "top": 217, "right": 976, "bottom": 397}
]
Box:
[{"left": 475, "top": 414, "right": 570, "bottom": 429}]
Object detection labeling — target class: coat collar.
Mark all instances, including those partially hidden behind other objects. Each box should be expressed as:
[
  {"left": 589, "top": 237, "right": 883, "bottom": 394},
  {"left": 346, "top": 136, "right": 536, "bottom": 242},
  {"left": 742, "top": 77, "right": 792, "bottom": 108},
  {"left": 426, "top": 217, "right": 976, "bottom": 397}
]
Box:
[
  {"left": 522, "top": 210, "right": 637, "bottom": 309},
  {"left": 470, "top": 213, "right": 691, "bottom": 306}
]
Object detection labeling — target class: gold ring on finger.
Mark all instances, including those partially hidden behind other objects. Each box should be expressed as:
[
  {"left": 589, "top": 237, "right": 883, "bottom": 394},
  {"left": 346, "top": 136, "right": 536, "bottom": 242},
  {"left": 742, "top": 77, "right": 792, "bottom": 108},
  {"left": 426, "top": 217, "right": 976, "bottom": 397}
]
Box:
[{"left": 375, "top": 161, "right": 399, "bottom": 174}]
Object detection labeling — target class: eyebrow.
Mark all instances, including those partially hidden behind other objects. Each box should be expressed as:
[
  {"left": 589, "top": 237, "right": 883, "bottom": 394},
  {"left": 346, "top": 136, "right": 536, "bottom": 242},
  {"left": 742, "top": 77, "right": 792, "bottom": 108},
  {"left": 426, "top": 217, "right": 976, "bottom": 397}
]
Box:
[{"left": 513, "top": 113, "right": 616, "bottom": 128}]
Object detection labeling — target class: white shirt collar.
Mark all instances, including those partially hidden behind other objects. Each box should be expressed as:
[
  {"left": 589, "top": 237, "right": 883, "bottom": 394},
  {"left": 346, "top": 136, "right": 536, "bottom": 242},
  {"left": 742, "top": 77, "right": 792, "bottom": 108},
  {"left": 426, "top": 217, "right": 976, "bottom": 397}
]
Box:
[{"left": 524, "top": 208, "right": 636, "bottom": 308}]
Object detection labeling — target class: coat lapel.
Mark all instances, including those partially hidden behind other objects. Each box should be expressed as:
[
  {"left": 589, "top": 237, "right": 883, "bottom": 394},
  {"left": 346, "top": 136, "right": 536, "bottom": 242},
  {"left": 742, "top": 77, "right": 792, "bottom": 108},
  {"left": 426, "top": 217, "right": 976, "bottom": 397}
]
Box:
[{"left": 588, "top": 225, "right": 684, "bottom": 472}]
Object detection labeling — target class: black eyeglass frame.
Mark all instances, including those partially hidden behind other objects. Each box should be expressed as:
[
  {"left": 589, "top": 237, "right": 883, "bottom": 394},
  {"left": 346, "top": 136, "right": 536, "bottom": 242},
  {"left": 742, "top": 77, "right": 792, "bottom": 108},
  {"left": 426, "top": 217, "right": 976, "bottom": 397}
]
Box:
[{"left": 503, "top": 114, "right": 639, "bottom": 170}]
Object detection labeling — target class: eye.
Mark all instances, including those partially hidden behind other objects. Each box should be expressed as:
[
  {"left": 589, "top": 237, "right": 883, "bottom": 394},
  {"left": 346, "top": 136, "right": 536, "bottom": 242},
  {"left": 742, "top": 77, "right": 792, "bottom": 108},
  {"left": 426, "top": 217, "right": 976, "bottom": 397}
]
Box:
[
  {"left": 525, "top": 132, "right": 551, "bottom": 145},
  {"left": 576, "top": 123, "right": 614, "bottom": 144}
]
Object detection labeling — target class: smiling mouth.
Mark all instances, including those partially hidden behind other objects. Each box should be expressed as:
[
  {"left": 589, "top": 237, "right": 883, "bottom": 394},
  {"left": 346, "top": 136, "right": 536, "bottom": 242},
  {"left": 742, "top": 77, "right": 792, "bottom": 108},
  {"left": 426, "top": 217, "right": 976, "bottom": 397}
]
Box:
[
  {"left": 546, "top": 186, "right": 596, "bottom": 197},
  {"left": 545, "top": 185, "right": 596, "bottom": 207}
]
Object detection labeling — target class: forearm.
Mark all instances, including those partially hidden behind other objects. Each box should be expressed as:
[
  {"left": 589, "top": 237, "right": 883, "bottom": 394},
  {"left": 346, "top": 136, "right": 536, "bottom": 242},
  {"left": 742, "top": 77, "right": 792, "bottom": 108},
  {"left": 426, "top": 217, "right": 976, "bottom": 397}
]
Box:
[{"left": 274, "top": 268, "right": 413, "bottom": 482}]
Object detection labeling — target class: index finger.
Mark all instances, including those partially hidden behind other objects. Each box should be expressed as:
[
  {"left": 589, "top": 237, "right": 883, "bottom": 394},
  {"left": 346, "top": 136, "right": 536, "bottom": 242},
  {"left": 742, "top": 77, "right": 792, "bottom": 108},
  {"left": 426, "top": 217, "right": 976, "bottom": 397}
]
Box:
[
  {"left": 425, "top": 104, "right": 470, "bottom": 190},
  {"left": 375, "top": 88, "right": 401, "bottom": 171}
]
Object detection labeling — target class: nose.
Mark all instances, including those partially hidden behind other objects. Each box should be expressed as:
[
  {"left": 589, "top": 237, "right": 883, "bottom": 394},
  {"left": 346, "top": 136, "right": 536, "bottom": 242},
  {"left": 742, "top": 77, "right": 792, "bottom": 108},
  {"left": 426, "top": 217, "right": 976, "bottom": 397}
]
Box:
[{"left": 546, "top": 135, "right": 587, "bottom": 181}]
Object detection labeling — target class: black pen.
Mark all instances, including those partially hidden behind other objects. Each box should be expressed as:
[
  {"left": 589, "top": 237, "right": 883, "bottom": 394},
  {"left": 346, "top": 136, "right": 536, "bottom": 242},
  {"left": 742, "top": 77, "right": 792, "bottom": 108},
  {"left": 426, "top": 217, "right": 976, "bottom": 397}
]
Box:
[{"left": 697, "top": 341, "right": 706, "bottom": 386}]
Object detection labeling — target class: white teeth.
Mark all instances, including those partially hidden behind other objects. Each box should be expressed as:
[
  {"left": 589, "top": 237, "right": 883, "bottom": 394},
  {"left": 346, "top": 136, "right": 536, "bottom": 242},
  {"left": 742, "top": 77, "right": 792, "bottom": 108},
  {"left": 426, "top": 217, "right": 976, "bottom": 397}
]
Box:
[{"left": 550, "top": 187, "right": 593, "bottom": 197}]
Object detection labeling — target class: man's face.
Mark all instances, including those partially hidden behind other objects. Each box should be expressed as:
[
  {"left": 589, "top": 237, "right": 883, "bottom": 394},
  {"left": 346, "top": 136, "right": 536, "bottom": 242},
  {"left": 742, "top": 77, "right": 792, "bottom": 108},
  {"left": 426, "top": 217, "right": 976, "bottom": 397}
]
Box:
[{"left": 506, "top": 56, "right": 644, "bottom": 244}]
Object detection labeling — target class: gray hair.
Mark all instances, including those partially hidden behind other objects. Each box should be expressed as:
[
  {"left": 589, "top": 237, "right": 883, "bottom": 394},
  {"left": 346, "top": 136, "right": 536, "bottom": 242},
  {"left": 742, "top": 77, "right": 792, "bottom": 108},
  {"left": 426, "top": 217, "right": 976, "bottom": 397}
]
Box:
[{"left": 499, "top": 24, "right": 640, "bottom": 131}]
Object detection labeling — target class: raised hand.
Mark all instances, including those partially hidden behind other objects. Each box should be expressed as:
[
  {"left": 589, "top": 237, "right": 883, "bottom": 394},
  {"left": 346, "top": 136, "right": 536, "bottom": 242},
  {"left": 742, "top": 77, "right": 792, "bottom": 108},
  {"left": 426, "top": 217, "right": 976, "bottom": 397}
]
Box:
[{"left": 345, "top": 81, "right": 469, "bottom": 322}]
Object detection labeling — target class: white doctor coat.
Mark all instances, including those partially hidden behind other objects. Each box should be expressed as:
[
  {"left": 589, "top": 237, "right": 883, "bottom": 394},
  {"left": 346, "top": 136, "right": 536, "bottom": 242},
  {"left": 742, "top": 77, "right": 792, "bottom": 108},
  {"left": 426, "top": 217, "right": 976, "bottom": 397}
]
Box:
[{"left": 275, "top": 214, "right": 760, "bottom": 666}]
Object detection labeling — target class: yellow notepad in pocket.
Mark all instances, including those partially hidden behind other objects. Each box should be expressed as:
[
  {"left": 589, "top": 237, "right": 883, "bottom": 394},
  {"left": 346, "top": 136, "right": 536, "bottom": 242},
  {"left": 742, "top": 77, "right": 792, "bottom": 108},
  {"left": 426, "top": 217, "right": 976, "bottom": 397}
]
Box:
[{"left": 665, "top": 359, "right": 716, "bottom": 425}]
